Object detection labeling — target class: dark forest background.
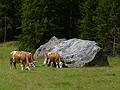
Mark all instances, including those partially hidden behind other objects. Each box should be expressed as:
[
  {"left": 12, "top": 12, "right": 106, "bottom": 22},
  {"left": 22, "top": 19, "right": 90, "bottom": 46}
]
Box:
[{"left": 0, "top": 0, "right": 120, "bottom": 56}]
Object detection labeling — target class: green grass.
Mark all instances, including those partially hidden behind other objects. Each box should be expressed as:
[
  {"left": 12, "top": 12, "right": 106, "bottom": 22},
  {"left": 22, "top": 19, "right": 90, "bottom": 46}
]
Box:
[{"left": 0, "top": 42, "right": 120, "bottom": 90}]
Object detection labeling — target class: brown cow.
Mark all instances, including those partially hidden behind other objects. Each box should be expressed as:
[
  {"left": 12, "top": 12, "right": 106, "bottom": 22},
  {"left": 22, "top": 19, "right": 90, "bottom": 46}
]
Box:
[
  {"left": 10, "top": 51, "right": 35, "bottom": 70},
  {"left": 21, "top": 51, "right": 36, "bottom": 67},
  {"left": 44, "top": 51, "right": 64, "bottom": 68}
]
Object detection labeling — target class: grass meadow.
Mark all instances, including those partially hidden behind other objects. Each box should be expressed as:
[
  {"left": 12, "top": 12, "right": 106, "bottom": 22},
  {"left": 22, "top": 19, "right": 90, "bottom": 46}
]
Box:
[{"left": 0, "top": 42, "right": 120, "bottom": 90}]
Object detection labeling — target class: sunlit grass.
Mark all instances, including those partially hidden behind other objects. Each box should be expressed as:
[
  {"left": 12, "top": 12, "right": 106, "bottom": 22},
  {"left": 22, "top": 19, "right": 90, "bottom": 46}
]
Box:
[{"left": 0, "top": 42, "right": 120, "bottom": 90}]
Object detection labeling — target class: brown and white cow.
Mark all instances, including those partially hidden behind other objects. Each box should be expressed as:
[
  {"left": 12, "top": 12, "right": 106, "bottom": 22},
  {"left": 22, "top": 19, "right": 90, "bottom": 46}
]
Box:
[
  {"left": 21, "top": 51, "right": 36, "bottom": 68},
  {"left": 9, "top": 51, "right": 35, "bottom": 70},
  {"left": 44, "top": 51, "right": 64, "bottom": 68}
]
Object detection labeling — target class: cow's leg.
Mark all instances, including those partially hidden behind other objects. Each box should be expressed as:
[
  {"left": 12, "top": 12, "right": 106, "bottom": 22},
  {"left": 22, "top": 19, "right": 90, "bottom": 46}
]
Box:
[
  {"left": 51, "top": 62, "right": 53, "bottom": 67},
  {"left": 53, "top": 61, "right": 56, "bottom": 67},
  {"left": 47, "top": 60, "right": 51, "bottom": 66},
  {"left": 25, "top": 57, "right": 31, "bottom": 70},
  {"left": 59, "top": 61, "right": 63, "bottom": 68},
  {"left": 13, "top": 62, "right": 17, "bottom": 69},
  {"left": 43, "top": 57, "right": 48, "bottom": 65},
  {"left": 21, "top": 61, "right": 26, "bottom": 70},
  {"left": 56, "top": 62, "right": 59, "bottom": 68},
  {"left": 21, "top": 64, "right": 24, "bottom": 70},
  {"left": 10, "top": 59, "right": 13, "bottom": 69}
]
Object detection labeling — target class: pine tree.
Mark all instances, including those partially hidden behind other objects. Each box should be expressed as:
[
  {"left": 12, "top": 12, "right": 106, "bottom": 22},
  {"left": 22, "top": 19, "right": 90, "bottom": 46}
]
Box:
[
  {"left": 44, "top": 0, "right": 79, "bottom": 39},
  {"left": 0, "top": 0, "right": 21, "bottom": 42},
  {"left": 94, "top": 0, "right": 120, "bottom": 55},
  {"left": 77, "top": 0, "right": 120, "bottom": 55},
  {"left": 19, "top": 0, "right": 80, "bottom": 52},
  {"left": 77, "top": 0, "right": 98, "bottom": 40},
  {"left": 19, "top": 0, "right": 47, "bottom": 52}
]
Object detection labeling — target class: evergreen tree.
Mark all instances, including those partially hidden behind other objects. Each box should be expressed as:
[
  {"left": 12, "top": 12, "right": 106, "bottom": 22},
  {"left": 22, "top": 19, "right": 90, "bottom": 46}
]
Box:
[
  {"left": 44, "top": 0, "right": 79, "bottom": 39},
  {"left": 0, "top": 0, "right": 21, "bottom": 42},
  {"left": 19, "top": 0, "right": 46, "bottom": 52},
  {"left": 77, "top": 0, "right": 98, "bottom": 41},
  {"left": 77, "top": 0, "right": 120, "bottom": 55},
  {"left": 94, "top": 0, "right": 120, "bottom": 55},
  {"left": 19, "top": 0, "right": 80, "bottom": 52}
]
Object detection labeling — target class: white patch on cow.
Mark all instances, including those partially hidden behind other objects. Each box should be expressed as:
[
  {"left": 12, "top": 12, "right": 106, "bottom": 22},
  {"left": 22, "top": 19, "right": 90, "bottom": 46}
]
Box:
[
  {"left": 21, "top": 64, "right": 24, "bottom": 70},
  {"left": 12, "top": 51, "right": 17, "bottom": 55},
  {"left": 29, "top": 62, "right": 35, "bottom": 67},
  {"left": 29, "top": 53, "right": 31, "bottom": 55},
  {"left": 26, "top": 66, "right": 30, "bottom": 70},
  {"left": 47, "top": 52, "right": 52, "bottom": 56},
  {"left": 12, "top": 51, "right": 17, "bottom": 62},
  {"left": 59, "top": 62, "right": 63, "bottom": 68},
  {"left": 32, "top": 64, "right": 35, "bottom": 67},
  {"left": 43, "top": 58, "right": 48, "bottom": 65},
  {"left": 47, "top": 59, "right": 51, "bottom": 65},
  {"left": 50, "top": 61, "right": 53, "bottom": 66},
  {"left": 56, "top": 62, "right": 59, "bottom": 68}
]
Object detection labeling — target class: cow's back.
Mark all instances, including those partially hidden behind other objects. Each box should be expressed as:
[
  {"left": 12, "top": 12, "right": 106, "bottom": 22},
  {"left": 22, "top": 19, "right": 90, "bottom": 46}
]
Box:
[
  {"left": 48, "top": 52, "right": 60, "bottom": 61},
  {"left": 21, "top": 51, "right": 34, "bottom": 63}
]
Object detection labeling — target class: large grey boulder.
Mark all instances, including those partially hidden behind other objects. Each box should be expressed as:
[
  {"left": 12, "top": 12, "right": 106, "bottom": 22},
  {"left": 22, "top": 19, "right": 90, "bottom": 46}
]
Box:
[
  {"left": 34, "top": 36, "right": 109, "bottom": 67},
  {"left": 34, "top": 36, "right": 66, "bottom": 58}
]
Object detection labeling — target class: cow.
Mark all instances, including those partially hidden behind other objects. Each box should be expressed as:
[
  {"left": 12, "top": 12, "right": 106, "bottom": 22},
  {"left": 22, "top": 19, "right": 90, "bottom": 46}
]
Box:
[
  {"left": 21, "top": 51, "right": 36, "bottom": 68},
  {"left": 9, "top": 51, "right": 35, "bottom": 70},
  {"left": 44, "top": 51, "right": 64, "bottom": 68}
]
